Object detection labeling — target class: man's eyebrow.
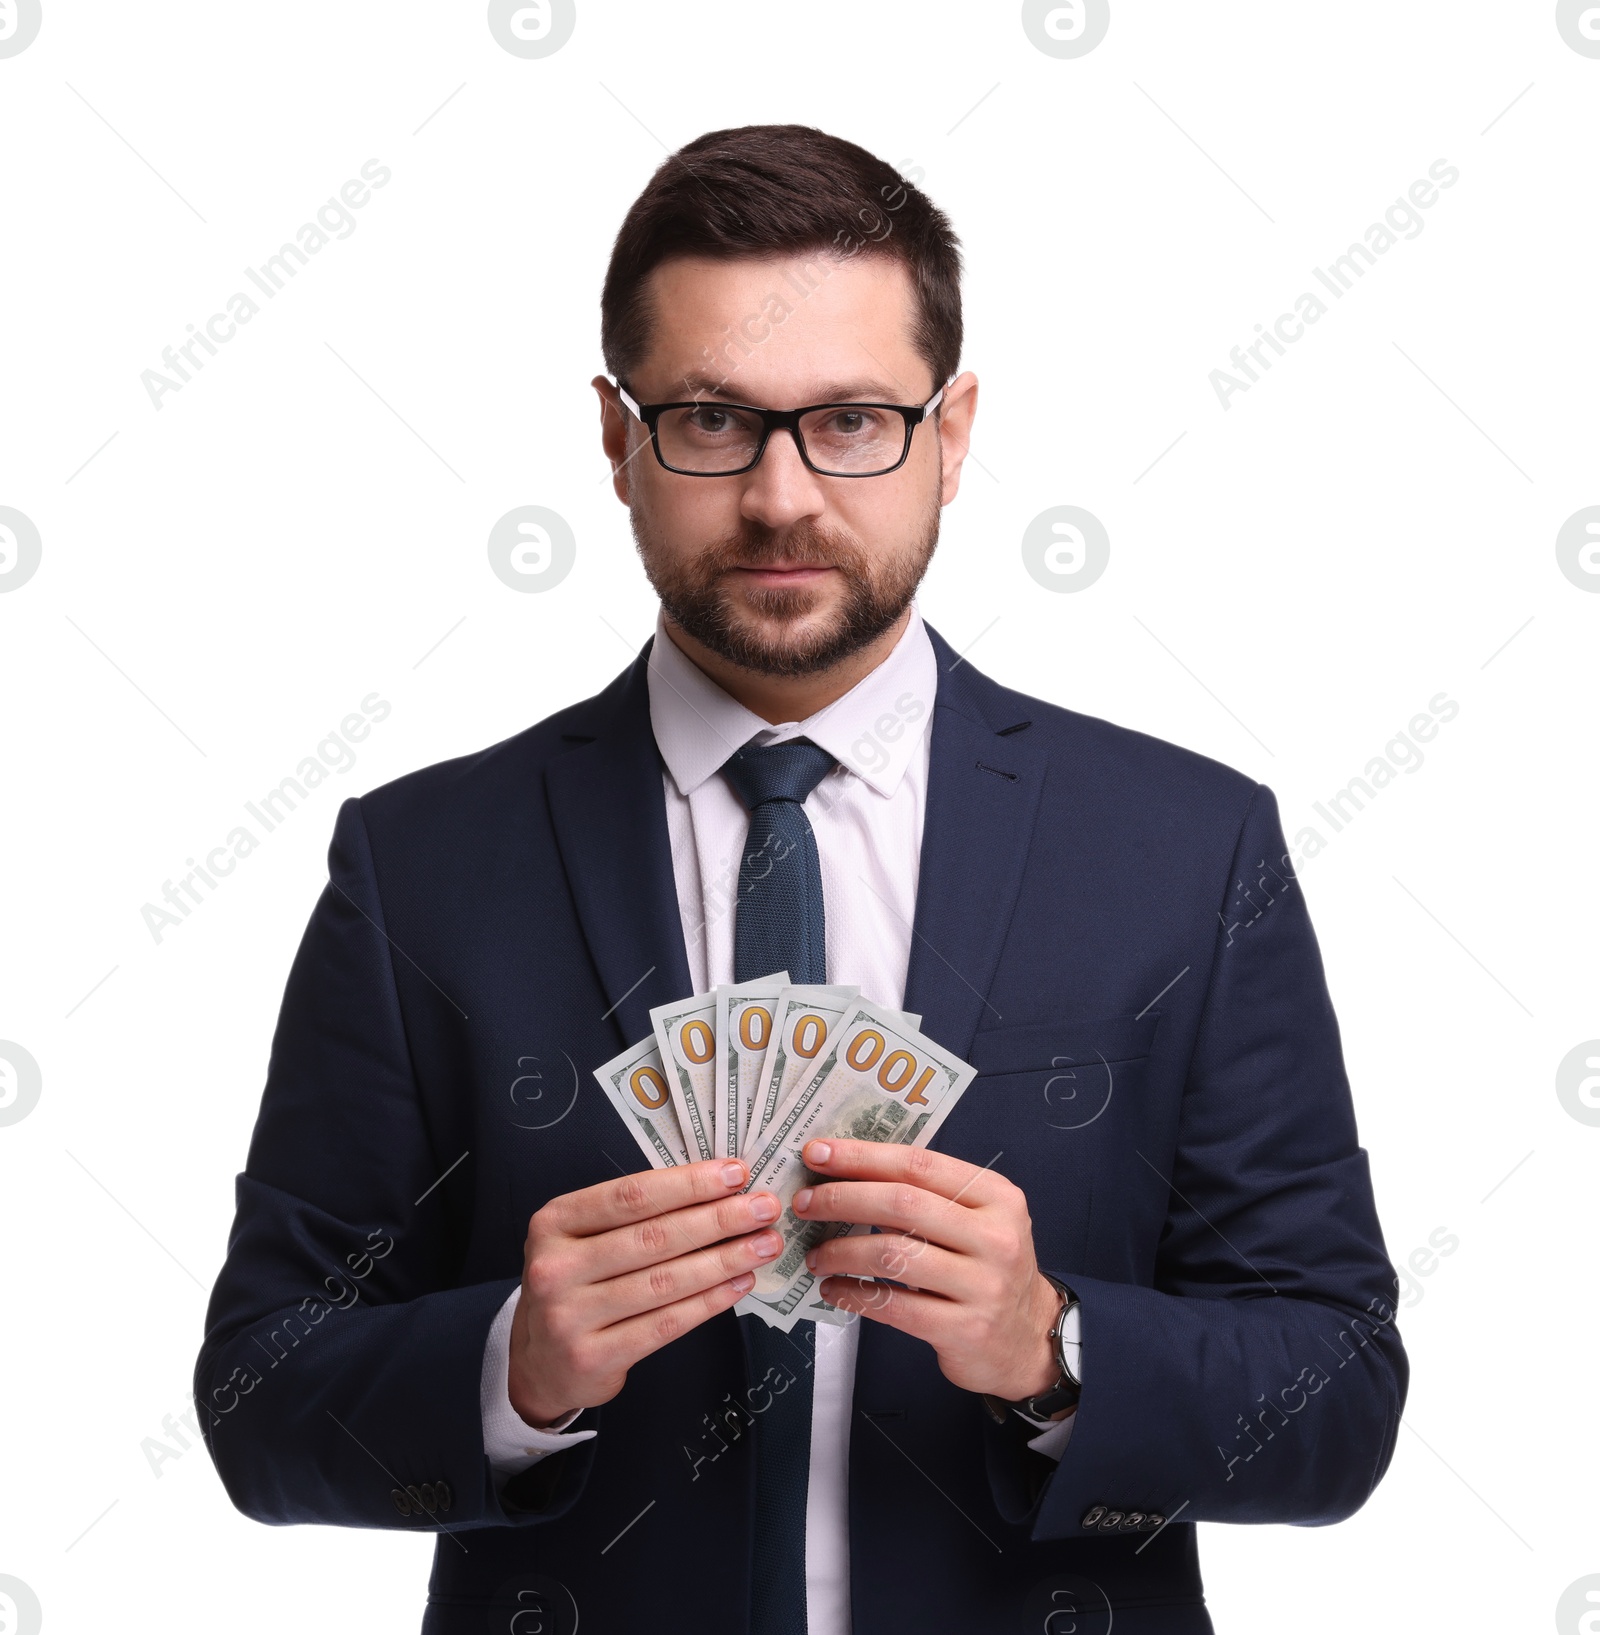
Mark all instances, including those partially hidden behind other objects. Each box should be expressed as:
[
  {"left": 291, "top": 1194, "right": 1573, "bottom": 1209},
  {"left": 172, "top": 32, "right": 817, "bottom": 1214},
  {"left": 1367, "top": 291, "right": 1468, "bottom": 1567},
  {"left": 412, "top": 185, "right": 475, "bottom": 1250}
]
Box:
[{"left": 666, "top": 372, "right": 909, "bottom": 404}]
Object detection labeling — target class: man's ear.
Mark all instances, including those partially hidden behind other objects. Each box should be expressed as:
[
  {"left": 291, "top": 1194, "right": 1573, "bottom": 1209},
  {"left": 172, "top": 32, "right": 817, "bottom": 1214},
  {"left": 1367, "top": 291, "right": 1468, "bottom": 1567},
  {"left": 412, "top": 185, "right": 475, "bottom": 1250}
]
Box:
[
  {"left": 593, "top": 374, "right": 633, "bottom": 505},
  {"left": 936, "top": 371, "right": 979, "bottom": 507}
]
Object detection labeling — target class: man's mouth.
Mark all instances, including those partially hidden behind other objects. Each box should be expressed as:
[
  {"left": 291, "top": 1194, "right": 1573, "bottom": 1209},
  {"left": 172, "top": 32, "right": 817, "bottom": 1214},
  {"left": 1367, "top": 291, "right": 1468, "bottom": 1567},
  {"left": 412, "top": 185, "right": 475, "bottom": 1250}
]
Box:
[{"left": 726, "top": 562, "right": 835, "bottom": 586}]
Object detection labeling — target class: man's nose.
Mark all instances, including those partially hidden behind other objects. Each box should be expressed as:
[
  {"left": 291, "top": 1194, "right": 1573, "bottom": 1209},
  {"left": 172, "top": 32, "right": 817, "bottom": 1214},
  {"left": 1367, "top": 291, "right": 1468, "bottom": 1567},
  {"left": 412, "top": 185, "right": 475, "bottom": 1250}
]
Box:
[{"left": 738, "top": 427, "right": 826, "bottom": 530}]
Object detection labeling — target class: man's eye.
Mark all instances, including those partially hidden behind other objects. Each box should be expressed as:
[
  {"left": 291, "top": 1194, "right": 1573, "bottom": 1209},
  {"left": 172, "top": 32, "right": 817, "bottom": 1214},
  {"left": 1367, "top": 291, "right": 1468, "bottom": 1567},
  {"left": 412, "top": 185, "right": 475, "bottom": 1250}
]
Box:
[{"left": 688, "top": 407, "right": 732, "bottom": 434}]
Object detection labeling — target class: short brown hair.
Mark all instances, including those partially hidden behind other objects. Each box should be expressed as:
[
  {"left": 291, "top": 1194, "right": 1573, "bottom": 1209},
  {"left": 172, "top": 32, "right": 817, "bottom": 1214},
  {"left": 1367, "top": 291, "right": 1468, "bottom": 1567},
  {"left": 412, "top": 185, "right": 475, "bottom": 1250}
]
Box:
[{"left": 600, "top": 124, "right": 963, "bottom": 398}]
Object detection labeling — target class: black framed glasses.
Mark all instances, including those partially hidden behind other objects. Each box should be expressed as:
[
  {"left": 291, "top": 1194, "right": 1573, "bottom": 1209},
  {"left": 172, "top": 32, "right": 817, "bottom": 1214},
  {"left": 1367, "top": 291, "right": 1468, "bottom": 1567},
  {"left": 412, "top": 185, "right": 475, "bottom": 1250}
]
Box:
[{"left": 615, "top": 379, "right": 946, "bottom": 478}]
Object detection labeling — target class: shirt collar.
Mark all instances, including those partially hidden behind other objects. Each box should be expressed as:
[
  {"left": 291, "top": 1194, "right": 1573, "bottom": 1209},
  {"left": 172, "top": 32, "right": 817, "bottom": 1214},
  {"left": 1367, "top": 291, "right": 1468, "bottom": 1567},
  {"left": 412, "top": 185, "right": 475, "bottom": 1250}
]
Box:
[{"left": 647, "top": 606, "right": 937, "bottom": 801}]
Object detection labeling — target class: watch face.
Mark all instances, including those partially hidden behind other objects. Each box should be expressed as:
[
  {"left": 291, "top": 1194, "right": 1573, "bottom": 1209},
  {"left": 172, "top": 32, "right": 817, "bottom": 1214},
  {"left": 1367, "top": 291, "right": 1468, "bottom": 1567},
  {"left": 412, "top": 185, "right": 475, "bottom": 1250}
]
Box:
[{"left": 1057, "top": 1301, "right": 1082, "bottom": 1384}]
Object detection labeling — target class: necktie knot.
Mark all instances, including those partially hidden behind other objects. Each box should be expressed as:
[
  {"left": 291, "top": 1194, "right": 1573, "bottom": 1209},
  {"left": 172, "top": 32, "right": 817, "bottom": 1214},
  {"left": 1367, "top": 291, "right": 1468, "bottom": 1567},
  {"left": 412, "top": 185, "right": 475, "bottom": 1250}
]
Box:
[{"left": 721, "top": 737, "right": 836, "bottom": 812}]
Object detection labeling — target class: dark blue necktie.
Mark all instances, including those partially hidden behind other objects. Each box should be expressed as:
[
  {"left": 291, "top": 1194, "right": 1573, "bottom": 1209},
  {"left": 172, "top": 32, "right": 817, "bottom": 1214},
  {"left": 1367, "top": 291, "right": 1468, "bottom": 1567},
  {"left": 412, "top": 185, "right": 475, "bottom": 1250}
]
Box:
[{"left": 722, "top": 736, "right": 835, "bottom": 1635}]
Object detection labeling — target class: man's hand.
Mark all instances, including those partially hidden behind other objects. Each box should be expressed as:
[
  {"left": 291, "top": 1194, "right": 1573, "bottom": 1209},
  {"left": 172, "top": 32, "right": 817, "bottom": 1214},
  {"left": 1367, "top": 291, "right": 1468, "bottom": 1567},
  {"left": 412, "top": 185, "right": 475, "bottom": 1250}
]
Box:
[
  {"left": 508, "top": 1158, "right": 783, "bottom": 1429},
  {"left": 795, "top": 1139, "right": 1062, "bottom": 1403}
]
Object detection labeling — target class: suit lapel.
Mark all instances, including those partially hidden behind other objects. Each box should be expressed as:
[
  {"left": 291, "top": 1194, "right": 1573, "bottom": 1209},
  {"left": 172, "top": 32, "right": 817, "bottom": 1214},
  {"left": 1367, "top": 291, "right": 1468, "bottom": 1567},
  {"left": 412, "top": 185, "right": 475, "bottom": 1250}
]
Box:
[
  {"left": 903, "top": 628, "right": 1047, "bottom": 1066},
  {"left": 544, "top": 642, "right": 693, "bottom": 1050}
]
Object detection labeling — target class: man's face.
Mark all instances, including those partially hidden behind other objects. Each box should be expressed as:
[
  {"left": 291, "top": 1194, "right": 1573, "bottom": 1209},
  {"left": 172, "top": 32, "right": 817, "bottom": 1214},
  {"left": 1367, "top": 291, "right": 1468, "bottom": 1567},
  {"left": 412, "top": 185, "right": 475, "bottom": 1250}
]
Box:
[{"left": 595, "top": 253, "right": 977, "bottom": 678}]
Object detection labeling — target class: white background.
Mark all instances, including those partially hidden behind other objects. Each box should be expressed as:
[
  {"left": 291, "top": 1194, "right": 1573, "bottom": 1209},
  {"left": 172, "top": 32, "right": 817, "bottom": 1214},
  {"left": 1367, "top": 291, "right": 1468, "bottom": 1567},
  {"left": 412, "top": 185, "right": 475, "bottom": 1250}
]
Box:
[{"left": 1, "top": 3, "right": 1596, "bottom": 1631}]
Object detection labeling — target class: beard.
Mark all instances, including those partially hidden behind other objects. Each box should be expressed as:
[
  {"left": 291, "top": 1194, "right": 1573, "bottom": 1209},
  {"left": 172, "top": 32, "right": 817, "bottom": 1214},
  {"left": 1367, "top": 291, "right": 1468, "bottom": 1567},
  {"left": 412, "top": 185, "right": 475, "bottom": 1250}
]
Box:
[{"left": 631, "top": 497, "right": 941, "bottom": 679}]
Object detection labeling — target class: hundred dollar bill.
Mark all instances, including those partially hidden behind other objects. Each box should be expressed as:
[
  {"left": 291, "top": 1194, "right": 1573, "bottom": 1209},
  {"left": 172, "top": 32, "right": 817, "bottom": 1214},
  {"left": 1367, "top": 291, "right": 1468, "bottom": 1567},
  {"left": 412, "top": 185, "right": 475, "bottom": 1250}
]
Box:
[
  {"left": 741, "top": 985, "right": 859, "bottom": 1159},
  {"left": 592, "top": 1034, "right": 689, "bottom": 1171},
  {"left": 745, "top": 988, "right": 922, "bottom": 1162},
  {"left": 713, "top": 972, "right": 788, "bottom": 1161},
  {"left": 651, "top": 994, "right": 720, "bottom": 1163},
  {"left": 739, "top": 1001, "right": 976, "bottom": 1327}
]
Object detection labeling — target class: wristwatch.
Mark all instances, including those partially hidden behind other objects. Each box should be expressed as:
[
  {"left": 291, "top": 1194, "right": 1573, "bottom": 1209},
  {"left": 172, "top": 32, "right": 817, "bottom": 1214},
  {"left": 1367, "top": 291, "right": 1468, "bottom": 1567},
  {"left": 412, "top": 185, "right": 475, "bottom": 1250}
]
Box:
[{"left": 982, "top": 1275, "right": 1081, "bottom": 1426}]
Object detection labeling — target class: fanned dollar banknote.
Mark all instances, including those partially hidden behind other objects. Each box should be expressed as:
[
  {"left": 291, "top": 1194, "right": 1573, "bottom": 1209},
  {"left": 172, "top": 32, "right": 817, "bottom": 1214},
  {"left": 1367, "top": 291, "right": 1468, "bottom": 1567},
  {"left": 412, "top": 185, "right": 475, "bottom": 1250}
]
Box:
[
  {"left": 592, "top": 1033, "right": 690, "bottom": 1170},
  {"left": 713, "top": 972, "right": 788, "bottom": 1161},
  {"left": 650, "top": 994, "right": 721, "bottom": 1162},
  {"left": 742, "top": 985, "right": 859, "bottom": 1158},
  {"left": 593, "top": 987, "right": 973, "bottom": 1330}
]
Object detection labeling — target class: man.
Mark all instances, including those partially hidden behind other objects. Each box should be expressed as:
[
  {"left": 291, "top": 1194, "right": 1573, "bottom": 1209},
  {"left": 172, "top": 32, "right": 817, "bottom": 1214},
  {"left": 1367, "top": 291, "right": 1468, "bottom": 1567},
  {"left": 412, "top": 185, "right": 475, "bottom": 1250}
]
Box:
[{"left": 196, "top": 125, "right": 1406, "bottom": 1634}]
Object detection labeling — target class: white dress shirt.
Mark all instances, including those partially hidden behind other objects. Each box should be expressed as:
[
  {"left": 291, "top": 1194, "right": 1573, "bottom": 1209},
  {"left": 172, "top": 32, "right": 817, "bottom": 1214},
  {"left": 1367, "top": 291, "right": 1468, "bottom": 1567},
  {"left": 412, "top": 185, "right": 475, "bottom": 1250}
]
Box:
[{"left": 480, "top": 607, "right": 1075, "bottom": 1633}]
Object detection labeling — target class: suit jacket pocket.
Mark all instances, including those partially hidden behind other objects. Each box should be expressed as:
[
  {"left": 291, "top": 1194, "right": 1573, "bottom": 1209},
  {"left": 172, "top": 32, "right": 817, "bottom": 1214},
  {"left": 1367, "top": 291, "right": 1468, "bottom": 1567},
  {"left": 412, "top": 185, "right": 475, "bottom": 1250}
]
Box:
[{"left": 967, "top": 1012, "right": 1160, "bottom": 1076}]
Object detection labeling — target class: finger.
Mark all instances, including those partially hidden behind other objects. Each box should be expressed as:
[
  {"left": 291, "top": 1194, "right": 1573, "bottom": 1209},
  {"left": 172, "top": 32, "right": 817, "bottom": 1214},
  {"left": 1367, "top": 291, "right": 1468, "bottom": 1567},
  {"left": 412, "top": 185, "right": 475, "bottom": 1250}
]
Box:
[
  {"left": 818, "top": 1275, "right": 957, "bottom": 1341},
  {"left": 805, "top": 1231, "right": 975, "bottom": 1299},
  {"left": 800, "top": 1139, "right": 1008, "bottom": 1208},
  {"left": 544, "top": 1158, "right": 750, "bottom": 1237},
  {"left": 601, "top": 1268, "right": 759, "bottom": 1368},
  {"left": 791, "top": 1178, "right": 984, "bottom": 1253},
  {"left": 583, "top": 1228, "right": 785, "bottom": 1325},
  {"left": 578, "top": 1188, "right": 782, "bottom": 1282}
]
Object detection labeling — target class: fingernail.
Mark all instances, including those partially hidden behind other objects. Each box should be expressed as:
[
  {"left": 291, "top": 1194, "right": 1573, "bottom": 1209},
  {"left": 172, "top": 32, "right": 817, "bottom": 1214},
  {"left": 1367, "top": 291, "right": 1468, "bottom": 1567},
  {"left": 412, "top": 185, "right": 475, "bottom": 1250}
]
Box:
[
  {"left": 729, "top": 1272, "right": 756, "bottom": 1293},
  {"left": 751, "top": 1193, "right": 780, "bottom": 1222},
  {"left": 720, "top": 1162, "right": 746, "bottom": 1187},
  {"left": 753, "top": 1232, "right": 782, "bottom": 1257},
  {"left": 806, "top": 1141, "right": 832, "bottom": 1166},
  {"left": 805, "top": 1249, "right": 818, "bottom": 1270},
  {"left": 794, "top": 1188, "right": 813, "bottom": 1213}
]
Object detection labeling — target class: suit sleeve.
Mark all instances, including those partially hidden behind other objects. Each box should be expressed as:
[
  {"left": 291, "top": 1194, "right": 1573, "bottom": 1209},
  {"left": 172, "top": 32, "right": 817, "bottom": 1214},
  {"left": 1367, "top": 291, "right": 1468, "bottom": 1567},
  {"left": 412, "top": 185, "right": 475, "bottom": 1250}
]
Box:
[
  {"left": 192, "top": 796, "right": 597, "bottom": 1532},
  {"left": 996, "top": 782, "right": 1408, "bottom": 1539}
]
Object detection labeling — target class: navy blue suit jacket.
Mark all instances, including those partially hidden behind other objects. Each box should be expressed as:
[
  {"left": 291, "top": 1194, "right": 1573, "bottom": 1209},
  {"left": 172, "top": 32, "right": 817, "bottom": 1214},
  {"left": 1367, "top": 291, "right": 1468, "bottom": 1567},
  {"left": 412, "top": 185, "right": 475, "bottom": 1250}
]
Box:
[{"left": 195, "top": 629, "right": 1406, "bottom": 1634}]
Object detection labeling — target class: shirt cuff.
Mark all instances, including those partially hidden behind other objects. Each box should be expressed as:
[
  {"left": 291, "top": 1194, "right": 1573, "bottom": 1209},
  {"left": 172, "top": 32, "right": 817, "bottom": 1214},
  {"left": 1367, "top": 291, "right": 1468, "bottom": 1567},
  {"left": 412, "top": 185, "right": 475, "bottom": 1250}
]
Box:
[
  {"left": 1023, "top": 1407, "right": 1078, "bottom": 1461},
  {"left": 480, "top": 1286, "right": 598, "bottom": 1478}
]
